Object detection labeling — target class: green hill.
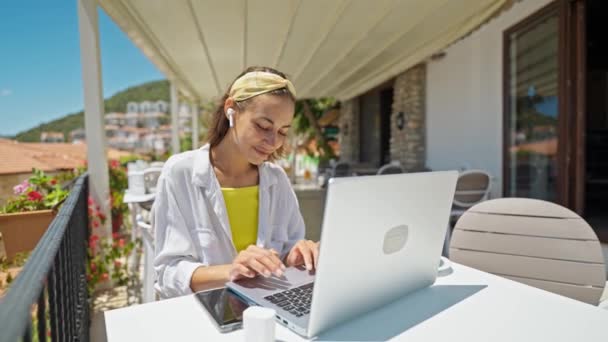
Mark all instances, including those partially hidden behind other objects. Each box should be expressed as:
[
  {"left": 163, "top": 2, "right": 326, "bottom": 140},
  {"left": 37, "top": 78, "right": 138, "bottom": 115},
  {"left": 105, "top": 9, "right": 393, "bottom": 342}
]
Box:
[{"left": 14, "top": 80, "right": 170, "bottom": 142}]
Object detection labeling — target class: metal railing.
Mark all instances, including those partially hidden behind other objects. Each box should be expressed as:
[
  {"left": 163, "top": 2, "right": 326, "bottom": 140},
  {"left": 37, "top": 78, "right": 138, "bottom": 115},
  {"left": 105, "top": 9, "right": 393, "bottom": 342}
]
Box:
[{"left": 0, "top": 174, "right": 90, "bottom": 342}]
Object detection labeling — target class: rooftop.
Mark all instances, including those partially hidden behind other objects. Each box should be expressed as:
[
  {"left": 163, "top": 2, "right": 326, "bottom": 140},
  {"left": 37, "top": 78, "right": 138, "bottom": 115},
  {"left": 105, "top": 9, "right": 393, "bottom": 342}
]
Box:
[{"left": 0, "top": 139, "right": 133, "bottom": 175}]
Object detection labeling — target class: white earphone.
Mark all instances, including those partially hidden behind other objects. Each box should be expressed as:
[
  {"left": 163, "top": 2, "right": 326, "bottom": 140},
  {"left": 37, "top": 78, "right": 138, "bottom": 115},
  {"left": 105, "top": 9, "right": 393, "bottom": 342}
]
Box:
[{"left": 226, "top": 108, "right": 235, "bottom": 128}]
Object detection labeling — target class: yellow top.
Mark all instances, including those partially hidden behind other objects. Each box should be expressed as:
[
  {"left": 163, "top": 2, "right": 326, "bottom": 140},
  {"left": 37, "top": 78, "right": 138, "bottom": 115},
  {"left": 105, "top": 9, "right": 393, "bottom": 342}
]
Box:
[{"left": 221, "top": 185, "right": 259, "bottom": 253}]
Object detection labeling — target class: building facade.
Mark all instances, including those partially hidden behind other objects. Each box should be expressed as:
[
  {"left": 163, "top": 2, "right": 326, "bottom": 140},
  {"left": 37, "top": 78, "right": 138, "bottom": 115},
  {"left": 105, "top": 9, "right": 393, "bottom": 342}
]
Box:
[{"left": 338, "top": 0, "right": 607, "bottom": 240}]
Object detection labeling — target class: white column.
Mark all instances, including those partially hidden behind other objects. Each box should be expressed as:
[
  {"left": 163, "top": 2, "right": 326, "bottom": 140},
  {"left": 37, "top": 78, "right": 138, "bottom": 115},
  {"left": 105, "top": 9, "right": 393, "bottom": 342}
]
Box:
[
  {"left": 170, "top": 83, "right": 180, "bottom": 154},
  {"left": 77, "top": 0, "right": 111, "bottom": 236},
  {"left": 191, "top": 103, "right": 199, "bottom": 150}
]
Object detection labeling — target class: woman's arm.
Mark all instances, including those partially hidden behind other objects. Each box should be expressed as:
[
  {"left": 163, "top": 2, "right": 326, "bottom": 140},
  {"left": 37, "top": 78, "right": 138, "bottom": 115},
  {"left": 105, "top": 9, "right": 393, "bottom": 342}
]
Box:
[
  {"left": 189, "top": 264, "right": 232, "bottom": 292},
  {"left": 154, "top": 168, "right": 207, "bottom": 298}
]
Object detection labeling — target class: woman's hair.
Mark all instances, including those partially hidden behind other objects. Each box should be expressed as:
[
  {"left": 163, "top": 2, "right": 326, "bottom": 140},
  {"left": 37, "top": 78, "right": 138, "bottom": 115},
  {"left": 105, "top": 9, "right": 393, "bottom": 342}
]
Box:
[{"left": 206, "top": 66, "right": 296, "bottom": 161}]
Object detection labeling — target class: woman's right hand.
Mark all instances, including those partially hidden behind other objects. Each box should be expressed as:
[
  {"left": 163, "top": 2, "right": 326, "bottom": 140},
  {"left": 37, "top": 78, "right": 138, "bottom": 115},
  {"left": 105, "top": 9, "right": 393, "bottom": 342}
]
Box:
[{"left": 228, "top": 245, "right": 286, "bottom": 281}]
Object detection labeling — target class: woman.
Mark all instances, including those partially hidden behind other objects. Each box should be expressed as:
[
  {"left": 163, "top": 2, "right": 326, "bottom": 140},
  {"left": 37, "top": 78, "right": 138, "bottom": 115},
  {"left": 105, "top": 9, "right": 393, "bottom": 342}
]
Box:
[{"left": 154, "top": 66, "right": 319, "bottom": 298}]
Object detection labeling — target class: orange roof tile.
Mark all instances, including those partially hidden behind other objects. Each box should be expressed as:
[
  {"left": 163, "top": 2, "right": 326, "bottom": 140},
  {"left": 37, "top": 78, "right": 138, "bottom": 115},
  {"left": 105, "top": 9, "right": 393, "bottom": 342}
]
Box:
[{"left": 0, "top": 139, "right": 135, "bottom": 175}]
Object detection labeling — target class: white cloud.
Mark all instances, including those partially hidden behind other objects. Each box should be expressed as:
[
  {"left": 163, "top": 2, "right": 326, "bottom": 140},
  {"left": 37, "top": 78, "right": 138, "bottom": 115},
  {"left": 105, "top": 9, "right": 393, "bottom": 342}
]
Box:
[{"left": 0, "top": 89, "right": 12, "bottom": 97}]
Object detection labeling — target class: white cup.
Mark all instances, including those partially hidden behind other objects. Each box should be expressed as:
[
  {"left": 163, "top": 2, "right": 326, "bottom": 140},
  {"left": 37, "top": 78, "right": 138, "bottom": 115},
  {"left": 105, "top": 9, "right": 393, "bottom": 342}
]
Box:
[{"left": 243, "top": 306, "right": 275, "bottom": 342}]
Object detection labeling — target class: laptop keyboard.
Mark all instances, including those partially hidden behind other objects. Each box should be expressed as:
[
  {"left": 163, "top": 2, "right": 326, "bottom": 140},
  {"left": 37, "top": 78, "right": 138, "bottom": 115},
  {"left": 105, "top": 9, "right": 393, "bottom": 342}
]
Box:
[{"left": 263, "top": 282, "right": 313, "bottom": 317}]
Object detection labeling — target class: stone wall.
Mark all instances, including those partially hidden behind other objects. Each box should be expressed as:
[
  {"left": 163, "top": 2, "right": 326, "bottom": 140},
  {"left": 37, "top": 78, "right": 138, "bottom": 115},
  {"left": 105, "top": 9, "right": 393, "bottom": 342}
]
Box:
[
  {"left": 337, "top": 63, "right": 427, "bottom": 170},
  {"left": 390, "top": 63, "right": 427, "bottom": 171},
  {"left": 338, "top": 98, "right": 360, "bottom": 163}
]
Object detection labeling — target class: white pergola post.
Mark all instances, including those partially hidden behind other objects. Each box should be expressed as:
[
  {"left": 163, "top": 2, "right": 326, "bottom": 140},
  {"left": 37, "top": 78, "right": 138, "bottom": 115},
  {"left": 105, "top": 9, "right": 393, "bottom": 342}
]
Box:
[
  {"left": 77, "top": 0, "right": 111, "bottom": 236},
  {"left": 170, "top": 83, "right": 180, "bottom": 154},
  {"left": 191, "top": 103, "right": 199, "bottom": 150}
]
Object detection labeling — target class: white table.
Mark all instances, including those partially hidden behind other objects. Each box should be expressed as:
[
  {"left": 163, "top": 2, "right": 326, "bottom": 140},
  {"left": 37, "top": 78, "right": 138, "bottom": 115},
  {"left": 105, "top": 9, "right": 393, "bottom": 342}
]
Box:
[{"left": 105, "top": 262, "right": 608, "bottom": 341}]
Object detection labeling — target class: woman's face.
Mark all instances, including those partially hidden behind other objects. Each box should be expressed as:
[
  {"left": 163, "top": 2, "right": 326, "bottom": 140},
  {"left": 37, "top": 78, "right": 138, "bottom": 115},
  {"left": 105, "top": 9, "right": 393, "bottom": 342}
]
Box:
[{"left": 227, "top": 94, "right": 295, "bottom": 165}]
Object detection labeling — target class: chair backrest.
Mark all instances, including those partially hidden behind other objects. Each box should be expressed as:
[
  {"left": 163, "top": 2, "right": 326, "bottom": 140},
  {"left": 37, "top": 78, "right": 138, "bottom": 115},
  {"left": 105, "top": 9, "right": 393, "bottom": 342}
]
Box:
[
  {"left": 149, "top": 161, "right": 165, "bottom": 168},
  {"left": 136, "top": 206, "right": 156, "bottom": 303},
  {"left": 452, "top": 170, "right": 491, "bottom": 208},
  {"left": 143, "top": 167, "right": 163, "bottom": 194},
  {"left": 450, "top": 198, "right": 606, "bottom": 305},
  {"left": 376, "top": 163, "right": 404, "bottom": 175},
  {"left": 331, "top": 161, "right": 351, "bottom": 178}
]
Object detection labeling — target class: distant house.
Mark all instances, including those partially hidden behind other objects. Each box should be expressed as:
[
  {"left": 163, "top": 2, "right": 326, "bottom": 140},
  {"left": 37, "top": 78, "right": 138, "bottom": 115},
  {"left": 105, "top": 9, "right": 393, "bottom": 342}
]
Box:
[
  {"left": 178, "top": 103, "right": 192, "bottom": 134},
  {"left": 105, "top": 112, "right": 126, "bottom": 126},
  {"left": 111, "top": 100, "right": 190, "bottom": 154},
  {"left": 126, "top": 100, "right": 169, "bottom": 114},
  {"left": 154, "top": 100, "right": 169, "bottom": 113},
  {"left": 69, "top": 128, "right": 85, "bottom": 144},
  {"left": 40, "top": 132, "right": 65, "bottom": 143},
  {"left": 124, "top": 112, "right": 142, "bottom": 127},
  {"left": 127, "top": 101, "right": 139, "bottom": 113},
  {"left": 143, "top": 111, "right": 168, "bottom": 129}
]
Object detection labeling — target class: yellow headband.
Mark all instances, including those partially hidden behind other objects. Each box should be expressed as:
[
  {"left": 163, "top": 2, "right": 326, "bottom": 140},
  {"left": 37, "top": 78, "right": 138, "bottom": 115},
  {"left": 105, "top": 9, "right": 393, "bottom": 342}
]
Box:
[{"left": 229, "top": 71, "right": 297, "bottom": 102}]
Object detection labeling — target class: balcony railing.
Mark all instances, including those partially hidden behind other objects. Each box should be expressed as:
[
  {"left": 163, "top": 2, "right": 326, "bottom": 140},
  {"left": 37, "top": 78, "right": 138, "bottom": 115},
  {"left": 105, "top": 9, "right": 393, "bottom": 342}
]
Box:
[{"left": 0, "top": 174, "right": 90, "bottom": 341}]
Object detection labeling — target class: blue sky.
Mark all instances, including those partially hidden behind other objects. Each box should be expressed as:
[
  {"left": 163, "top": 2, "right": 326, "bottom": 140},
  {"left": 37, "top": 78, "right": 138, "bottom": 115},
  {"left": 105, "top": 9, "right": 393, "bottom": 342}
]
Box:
[{"left": 0, "top": 1, "right": 164, "bottom": 136}]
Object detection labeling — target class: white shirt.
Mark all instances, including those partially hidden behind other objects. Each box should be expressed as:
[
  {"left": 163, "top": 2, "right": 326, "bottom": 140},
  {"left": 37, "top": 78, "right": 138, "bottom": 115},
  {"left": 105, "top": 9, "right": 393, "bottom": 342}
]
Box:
[{"left": 153, "top": 144, "right": 305, "bottom": 298}]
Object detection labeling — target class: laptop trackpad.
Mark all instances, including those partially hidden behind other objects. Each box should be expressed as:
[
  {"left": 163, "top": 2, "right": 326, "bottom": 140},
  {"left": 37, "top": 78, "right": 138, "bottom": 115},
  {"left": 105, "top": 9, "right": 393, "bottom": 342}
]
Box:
[{"left": 227, "top": 265, "right": 315, "bottom": 298}]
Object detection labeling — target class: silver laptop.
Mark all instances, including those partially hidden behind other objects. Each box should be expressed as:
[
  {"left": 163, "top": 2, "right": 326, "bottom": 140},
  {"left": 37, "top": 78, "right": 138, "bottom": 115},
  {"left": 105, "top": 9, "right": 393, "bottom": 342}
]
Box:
[{"left": 227, "top": 170, "right": 458, "bottom": 338}]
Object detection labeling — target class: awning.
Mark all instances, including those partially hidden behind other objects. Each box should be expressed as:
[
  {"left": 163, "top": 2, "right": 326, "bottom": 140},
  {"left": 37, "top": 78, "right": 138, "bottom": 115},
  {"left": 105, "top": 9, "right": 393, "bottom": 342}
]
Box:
[{"left": 99, "top": 0, "right": 508, "bottom": 101}]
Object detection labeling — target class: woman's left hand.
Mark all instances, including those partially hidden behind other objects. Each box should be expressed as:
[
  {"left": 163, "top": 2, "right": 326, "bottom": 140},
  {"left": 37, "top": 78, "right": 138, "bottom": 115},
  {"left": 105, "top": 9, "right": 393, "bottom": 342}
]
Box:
[{"left": 285, "top": 240, "right": 320, "bottom": 270}]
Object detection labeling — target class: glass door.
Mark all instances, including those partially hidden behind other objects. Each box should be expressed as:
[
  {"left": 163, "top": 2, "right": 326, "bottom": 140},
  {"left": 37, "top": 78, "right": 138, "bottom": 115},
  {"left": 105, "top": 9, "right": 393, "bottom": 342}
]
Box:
[{"left": 504, "top": 5, "right": 560, "bottom": 201}]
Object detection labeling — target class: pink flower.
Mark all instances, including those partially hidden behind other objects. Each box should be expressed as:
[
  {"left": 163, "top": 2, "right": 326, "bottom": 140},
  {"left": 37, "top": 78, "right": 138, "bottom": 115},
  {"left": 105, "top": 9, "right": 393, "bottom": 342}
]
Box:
[
  {"left": 89, "top": 235, "right": 99, "bottom": 249},
  {"left": 110, "top": 160, "right": 120, "bottom": 169},
  {"left": 13, "top": 180, "right": 30, "bottom": 195},
  {"left": 114, "top": 260, "right": 122, "bottom": 268},
  {"left": 27, "top": 191, "right": 43, "bottom": 202},
  {"left": 101, "top": 273, "right": 109, "bottom": 281},
  {"left": 88, "top": 240, "right": 96, "bottom": 252},
  {"left": 118, "top": 239, "right": 125, "bottom": 248},
  {"left": 88, "top": 196, "right": 94, "bottom": 206},
  {"left": 112, "top": 232, "right": 120, "bottom": 240}
]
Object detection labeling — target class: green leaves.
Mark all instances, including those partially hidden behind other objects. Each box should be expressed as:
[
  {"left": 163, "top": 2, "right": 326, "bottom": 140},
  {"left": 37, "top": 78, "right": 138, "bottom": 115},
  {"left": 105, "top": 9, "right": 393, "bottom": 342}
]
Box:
[
  {"left": 293, "top": 98, "right": 338, "bottom": 135},
  {"left": 43, "top": 185, "right": 69, "bottom": 209}
]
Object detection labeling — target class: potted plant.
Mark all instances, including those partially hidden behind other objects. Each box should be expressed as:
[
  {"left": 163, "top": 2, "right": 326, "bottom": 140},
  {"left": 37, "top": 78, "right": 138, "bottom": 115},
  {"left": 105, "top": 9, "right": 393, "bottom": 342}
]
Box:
[{"left": 0, "top": 169, "right": 70, "bottom": 261}]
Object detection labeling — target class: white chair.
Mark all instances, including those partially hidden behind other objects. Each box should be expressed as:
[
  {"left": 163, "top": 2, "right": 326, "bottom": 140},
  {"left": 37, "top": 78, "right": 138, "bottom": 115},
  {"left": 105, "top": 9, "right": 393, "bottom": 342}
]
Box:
[
  {"left": 143, "top": 167, "right": 163, "bottom": 195},
  {"left": 320, "top": 161, "right": 352, "bottom": 188},
  {"left": 135, "top": 160, "right": 149, "bottom": 171},
  {"left": 450, "top": 169, "right": 492, "bottom": 219},
  {"left": 331, "top": 161, "right": 352, "bottom": 178},
  {"left": 136, "top": 212, "right": 156, "bottom": 303},
  {"left": 127, "top": 170, "right": 146, "bottom": 195},
  {"left": 443, "top": 170, "right": 492, "bottom": 257},
  {"left": 149, "top": 161, "right": 165, "bottom": 168},
  {"left": 376, "top": 162, "right": 404, "bottom": 175},
  {"left": 450, "top": 198, "right": 607, "bottom": 307}
]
